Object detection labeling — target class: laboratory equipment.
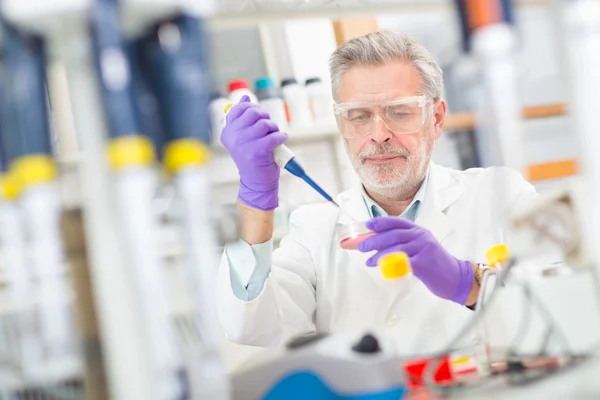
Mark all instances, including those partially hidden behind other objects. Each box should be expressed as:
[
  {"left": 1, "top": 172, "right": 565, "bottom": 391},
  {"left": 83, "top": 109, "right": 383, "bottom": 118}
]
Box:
[
  {"left": 0, "top": 19, "right": 82, "bottom": 386},
  {"left": 305, "top": 77, "right": 334, "bottom": 125},
  {"left": 1, "top": 0, "right": 185, "bottom": 397},
  {"left": 0, "top": 74, "right": 41, "bottom": 386},
  {"left": 209, "top": 92, "right": 230, "bottom": 145},
  {"left": 229, "top": 78, "right": 258, "bottom": 104},
  {"left": 281, "top": 77, "right": 313, "bottom": 128},
  {"left": 256, "top": 76, "right": 288, "bottom": 129},
  {"left": 335, "top": 221, "right": 373, "bottom": 250},
  {"left": 455, "top": 0, "right": 525, "bottom": 175},
  {"left": 139, "top": 10, "right": 230, "bottom": 398},
  {"left": 91, "top": 0, "right": 183, "bottom": 397},
  {"left": 230, "top": 331, "right": 407, "bottom": 400}
]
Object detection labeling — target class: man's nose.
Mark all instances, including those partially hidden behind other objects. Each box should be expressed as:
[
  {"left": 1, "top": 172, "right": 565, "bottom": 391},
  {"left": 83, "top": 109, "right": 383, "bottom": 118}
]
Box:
[{"left": 371, "top": 115, "right": 393, "bottom": 143}]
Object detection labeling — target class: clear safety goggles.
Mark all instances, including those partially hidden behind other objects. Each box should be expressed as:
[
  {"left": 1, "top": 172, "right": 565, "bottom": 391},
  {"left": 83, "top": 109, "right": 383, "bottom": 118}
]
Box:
[{"left": 333, "top": 95, "right": 433, "bottom": 139}]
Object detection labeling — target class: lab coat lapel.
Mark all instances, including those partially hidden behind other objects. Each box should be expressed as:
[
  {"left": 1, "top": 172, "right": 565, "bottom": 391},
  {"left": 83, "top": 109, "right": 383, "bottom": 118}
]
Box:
[{"left": 415, "top": 163, "right": 464, "bottom": 245}]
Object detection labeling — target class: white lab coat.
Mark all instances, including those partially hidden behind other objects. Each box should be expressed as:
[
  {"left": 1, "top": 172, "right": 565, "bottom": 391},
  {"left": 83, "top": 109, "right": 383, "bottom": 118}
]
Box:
[{"left": 216, "top": 163, "right": 538, "bottom": 356}]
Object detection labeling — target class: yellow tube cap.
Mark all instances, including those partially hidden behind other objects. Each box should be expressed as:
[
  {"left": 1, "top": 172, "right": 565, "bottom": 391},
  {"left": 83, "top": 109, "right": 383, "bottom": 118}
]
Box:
[
  {"left": 378, "top": 252, "right": 412, "bottom": 280},
  {"left": 486, "top": 244, "right": 510, "bottom": 267}
]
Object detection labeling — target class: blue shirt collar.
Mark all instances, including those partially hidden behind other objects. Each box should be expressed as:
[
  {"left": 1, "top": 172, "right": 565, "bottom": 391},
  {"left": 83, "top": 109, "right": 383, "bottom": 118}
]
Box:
[{"left": 361, "top": 169, "right": 430, "bottom": 222}]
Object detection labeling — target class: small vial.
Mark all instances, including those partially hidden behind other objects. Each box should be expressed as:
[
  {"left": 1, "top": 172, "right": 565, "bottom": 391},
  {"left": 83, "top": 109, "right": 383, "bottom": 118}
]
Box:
[{"left": 335, "top": 221, "right": 374, "bottom": 250}]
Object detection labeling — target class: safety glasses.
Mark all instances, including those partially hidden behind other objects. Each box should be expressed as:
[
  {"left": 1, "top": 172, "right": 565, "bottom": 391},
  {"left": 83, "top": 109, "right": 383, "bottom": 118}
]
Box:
[{"left": 333, "top": 95, "right": 433, "bottom": 139}]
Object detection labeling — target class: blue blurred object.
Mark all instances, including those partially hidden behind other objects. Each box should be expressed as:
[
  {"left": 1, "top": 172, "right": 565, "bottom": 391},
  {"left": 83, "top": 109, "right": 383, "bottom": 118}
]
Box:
[
  {"left": 231, "top": 333, "right": 407, "bottom": 400},
  {"left": 263, "top": 371, "right": 406, "bottom": 400},
  {"left": 89, "top": 0, "right": 140, "bottom": 139},
  {"left": 0, "top": 22, "right": 52, "bottom": 163},
  {"left": 141, "top": 14, "right": 212, "bottom": 145}
]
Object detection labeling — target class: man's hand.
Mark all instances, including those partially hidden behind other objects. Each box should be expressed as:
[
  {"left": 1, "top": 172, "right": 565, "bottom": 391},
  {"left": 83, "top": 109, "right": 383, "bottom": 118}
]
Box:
[
  {"left": 221, "top": 95, "right": 288, "bottom": 211},
  {"left": 358, "top": 217, "right": 475, "bottom": 305}
]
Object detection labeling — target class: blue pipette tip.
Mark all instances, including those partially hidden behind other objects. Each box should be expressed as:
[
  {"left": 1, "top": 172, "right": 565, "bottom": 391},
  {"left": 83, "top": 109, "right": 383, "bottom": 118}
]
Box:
[
  {"left": 284, "top": 159, "right": 356, "bottom": 221},
  {"left": 284, "top": 159, "right": 333, "bottom": 201}
]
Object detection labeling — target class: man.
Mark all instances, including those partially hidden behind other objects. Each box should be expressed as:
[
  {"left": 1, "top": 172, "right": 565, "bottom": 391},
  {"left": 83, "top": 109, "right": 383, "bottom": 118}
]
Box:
[{"left": 216, "top": 31, "right": 537, "bottom": 354}]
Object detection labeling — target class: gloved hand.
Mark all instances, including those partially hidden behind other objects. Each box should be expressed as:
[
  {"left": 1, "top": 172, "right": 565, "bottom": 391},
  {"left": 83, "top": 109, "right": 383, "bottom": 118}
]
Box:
[
  {"left": 221, "top": 95, "right": 288, "bottom": 211},
  {"left": 358, "top": 217, "right": 474, "bottom": 305}
]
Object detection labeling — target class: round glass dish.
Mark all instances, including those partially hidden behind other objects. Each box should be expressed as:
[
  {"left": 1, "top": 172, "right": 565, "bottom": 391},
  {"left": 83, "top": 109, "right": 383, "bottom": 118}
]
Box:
[{"left": 335, "top": 221, "right": 374, "bottom": 250}]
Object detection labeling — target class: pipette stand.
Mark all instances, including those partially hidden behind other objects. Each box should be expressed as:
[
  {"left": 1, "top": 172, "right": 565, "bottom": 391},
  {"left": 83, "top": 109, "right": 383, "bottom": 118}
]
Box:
[
  {"left": 122, "top": 2, "right": 229, "bottom": 398},
  {"left": 1, "top": 1, "right": 162, "bottom": 398}
]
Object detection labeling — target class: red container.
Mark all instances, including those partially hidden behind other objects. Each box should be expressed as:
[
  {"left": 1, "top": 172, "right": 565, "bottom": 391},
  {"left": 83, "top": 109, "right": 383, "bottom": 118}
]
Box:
[{"left": 403, "top": 355, "right": 453, "bottom": 389}]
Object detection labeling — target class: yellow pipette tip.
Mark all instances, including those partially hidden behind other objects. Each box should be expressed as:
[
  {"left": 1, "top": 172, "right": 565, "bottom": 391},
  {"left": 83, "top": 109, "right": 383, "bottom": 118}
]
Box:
[
  {"left": 378, "top": 252, "right": 411, "bottom": 280},
  {"left": 224, "top": 103, "right": 233, "bottom": 113}
]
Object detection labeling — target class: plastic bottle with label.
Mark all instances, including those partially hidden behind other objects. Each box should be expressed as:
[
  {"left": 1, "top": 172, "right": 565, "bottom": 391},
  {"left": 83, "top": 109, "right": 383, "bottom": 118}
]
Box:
[
  {"left": 228, "top": 79, "right": 258, "bottom": 104},
  {"left": 255, "top": 77, "right": 288, "bottom": 130},
  {"left": 209, "top": 92, "right": 230, "bottom": 146},
  {"left": 281, "top": 77, "right": 313, "bottom": 129},
  {"left": 305, "top": 77, "right": 335, "bottom": 125}
]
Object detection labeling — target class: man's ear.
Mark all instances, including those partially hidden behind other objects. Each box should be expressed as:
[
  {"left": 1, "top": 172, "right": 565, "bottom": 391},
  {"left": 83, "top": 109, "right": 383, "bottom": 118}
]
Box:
[{"left": 433, "top": 99, "right": 447, "bottom": 140}]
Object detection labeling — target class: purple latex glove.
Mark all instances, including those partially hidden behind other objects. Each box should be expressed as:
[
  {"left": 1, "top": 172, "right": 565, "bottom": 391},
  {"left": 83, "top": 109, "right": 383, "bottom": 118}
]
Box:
[
  {"left": 358, "top": 217, "right": 474, "bottom": 305},
  {"left": 221, "top": 95, "right": 288, "bottom": 211}
]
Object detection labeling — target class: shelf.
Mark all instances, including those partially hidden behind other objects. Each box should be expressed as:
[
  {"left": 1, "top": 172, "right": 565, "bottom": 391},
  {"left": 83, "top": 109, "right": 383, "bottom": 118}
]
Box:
[
  {"left": 211, "top": 1, "right": 445, "bottom": 27},
  {"left": 210, "top": 0, "right": 547, "bottom": 28},
  {"left": 212, "top": 123, "right": 339, "bottom": 154},
  {"left": 443, "top": 103, "right": 567, "bottom": 132}
]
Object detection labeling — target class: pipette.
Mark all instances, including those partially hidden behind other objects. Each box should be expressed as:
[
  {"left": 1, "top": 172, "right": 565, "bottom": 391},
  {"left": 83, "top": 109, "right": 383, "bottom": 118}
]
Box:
[{"left": 224, "top": 103, "right": 355, "bottom": 221}]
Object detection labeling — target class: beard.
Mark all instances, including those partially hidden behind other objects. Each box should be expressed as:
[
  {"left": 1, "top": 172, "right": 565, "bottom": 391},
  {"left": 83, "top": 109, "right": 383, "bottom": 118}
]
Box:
[{"left": 346, "top": 128, "right": 434, "bottom": 200}]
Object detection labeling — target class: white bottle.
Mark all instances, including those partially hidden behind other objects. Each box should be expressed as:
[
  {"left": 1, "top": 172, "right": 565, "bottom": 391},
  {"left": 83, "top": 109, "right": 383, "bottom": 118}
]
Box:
[
  {"left": 228, "top": 79, "right": 258, "bottom": 104},
  {"left": 255, "top": 77, "right": 288, "bottom": 131},
  {"left": 305, "top": 77, "right": 335, "bottom": 126},
  {"left": 280, "top": 77, "right": 313, "bottom": 130},
  {"left": 209, "top": 92, "right": 230, "bottom": 146}
]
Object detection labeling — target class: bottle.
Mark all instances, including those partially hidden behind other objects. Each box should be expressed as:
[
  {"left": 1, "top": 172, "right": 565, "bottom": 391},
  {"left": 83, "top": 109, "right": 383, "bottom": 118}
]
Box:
[
  {"left": 209, "top": 92, "right": 230, "bottom": 146},
  {"left": 255, "top": 77, "right": 288, "bottom": 130},
  {"left": 305, "top": 77, "right": 335, "bottom": 126},
  {"left": 228, "top": 79, "right": 258, "bottom": 104},
  {"left": 280, "top": 77, "right": 313, "bottom": 129}
]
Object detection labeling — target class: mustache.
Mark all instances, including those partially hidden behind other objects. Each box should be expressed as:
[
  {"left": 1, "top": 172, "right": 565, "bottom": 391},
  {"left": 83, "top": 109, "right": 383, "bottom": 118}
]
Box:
[{"left": 357, "top": 144, "right": 410, "bottom": 163}]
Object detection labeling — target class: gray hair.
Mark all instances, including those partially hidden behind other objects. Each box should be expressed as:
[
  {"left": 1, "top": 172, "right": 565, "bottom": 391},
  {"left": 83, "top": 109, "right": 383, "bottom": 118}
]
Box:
[{"left": 329, "top": 30, "right": 443, "bottom": 102}]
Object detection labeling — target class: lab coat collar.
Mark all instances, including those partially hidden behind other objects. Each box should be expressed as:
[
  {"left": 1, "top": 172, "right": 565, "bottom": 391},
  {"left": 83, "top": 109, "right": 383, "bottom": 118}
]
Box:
[{"left": 337, "top": 162, "right": 463, "bottom": 244}]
